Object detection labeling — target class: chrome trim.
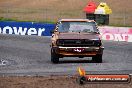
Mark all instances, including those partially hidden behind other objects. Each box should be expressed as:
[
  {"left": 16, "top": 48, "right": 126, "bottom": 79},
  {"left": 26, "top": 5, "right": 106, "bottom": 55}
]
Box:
[{"left": 59, "top": 46, "right": 100, "bottom": 49}]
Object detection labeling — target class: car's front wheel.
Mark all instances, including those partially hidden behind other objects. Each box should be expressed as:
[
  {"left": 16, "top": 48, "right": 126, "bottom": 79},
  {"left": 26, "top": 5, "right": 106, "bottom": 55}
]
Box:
[
  {"left": 92, "top": 54, "right": 102, "bottom": 63},
  {"left": 51, "top": 48, "right": 59, "bottom": 64}
]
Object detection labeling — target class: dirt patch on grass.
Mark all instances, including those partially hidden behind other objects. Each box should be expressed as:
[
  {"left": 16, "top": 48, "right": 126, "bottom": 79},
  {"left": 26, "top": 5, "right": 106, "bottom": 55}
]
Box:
[{"left": 0, "top": 76, "right": 132, "bottom": 88}]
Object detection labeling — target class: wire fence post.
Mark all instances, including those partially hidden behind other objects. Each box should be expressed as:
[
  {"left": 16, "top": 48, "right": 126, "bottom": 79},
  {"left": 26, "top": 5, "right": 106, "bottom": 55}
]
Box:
[{"left": 123, "top": 9, "right": 126, "bottom": 26}]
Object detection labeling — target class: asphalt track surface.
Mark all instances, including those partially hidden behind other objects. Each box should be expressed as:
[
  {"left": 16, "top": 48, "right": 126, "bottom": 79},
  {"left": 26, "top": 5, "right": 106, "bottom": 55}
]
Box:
[{"left": 0, "top": 34, "right": 132, "bottom": 76}]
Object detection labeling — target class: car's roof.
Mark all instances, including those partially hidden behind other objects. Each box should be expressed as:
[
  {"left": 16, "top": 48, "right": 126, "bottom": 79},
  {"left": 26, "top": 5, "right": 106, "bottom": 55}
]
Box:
[{"left": 59, "top": 19, "right": 95, "bottom": 22}]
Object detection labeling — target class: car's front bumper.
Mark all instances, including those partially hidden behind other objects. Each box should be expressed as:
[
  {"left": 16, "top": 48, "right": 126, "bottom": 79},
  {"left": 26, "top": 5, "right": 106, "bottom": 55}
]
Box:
[{"left": 52, "top": 46, "right": 104, "bottom": 57}]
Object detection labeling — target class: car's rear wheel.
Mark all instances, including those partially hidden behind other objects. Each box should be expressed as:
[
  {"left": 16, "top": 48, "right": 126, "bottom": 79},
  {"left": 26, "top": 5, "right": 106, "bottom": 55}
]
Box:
[
  {"left": 51, "top": 48, "right": 59, "bottom": 64},
  {"left": 92, "top": 54, "right": 102, "bottom": 63}
]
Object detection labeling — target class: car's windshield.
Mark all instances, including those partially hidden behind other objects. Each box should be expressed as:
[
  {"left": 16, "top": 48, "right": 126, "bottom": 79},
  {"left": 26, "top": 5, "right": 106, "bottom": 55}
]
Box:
[{"left": 57, "top": 21, "right": 98, "bottom": 33}]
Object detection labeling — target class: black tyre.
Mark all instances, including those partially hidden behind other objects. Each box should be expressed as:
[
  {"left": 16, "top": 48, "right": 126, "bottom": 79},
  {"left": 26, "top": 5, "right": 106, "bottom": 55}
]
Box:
[
  {"left": 92, "top": 54, "right": 102, "bottom": 63},
  {"left": 51, "top": 48, "right": 59, "bottom": 64}
]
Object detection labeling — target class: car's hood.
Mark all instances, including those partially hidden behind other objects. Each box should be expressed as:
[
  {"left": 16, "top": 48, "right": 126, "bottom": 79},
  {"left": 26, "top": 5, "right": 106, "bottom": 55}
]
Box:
[{"left": 57, "top": 33, "right": 100, "bottom": 40}]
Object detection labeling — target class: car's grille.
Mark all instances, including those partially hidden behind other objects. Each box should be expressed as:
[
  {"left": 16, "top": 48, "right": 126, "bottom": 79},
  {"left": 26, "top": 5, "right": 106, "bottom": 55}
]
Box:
[{"left": 57, "top": 39, "right": 101, "bottom": 47}]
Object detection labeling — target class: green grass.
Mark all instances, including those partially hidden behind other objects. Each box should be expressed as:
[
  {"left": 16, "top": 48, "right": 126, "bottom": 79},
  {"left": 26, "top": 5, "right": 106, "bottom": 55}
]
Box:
[
  {"left": 1, "top": 17, "right": 132, "bottom": 27},
  {"left": 0, "top": 17, "right": 18, "bottom": 21},
  {"left": 0, "top": 17, "right": 56, "bottom": 24}
]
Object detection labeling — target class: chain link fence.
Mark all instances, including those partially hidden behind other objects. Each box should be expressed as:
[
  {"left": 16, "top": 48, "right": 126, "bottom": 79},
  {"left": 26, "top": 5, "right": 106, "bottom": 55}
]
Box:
[{"left": 0, "top": 6, "right": 132, "bottom": 26}]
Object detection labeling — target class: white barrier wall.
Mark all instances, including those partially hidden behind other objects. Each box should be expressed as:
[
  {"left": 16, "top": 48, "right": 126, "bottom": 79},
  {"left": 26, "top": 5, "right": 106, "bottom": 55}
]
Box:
[{"left": 99, "top": 26, "right": 132, "bottom": 42}]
